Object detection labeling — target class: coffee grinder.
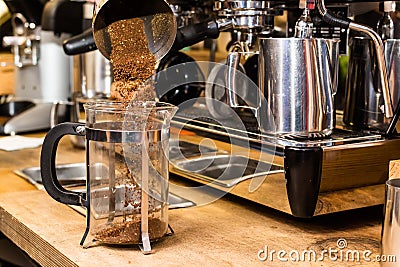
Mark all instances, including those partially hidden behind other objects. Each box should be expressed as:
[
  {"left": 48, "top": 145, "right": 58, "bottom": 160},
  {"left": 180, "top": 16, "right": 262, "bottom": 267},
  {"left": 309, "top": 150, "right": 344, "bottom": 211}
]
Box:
[{"left": 1, "top": 0, "right": 83, "bottom": 134}]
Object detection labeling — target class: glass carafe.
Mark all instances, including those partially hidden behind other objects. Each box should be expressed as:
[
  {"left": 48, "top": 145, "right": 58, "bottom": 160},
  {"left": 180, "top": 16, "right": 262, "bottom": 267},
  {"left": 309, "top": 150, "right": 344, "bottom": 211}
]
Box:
[{"left": 40, "top": 100, "right": 178, "bottom": 253}]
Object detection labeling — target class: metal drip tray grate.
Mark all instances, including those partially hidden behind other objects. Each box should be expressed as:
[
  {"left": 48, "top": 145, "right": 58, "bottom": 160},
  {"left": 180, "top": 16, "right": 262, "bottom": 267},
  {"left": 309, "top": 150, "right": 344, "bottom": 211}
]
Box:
[{"left": 172, "top": 154, "right": 284, "bottom": 188}]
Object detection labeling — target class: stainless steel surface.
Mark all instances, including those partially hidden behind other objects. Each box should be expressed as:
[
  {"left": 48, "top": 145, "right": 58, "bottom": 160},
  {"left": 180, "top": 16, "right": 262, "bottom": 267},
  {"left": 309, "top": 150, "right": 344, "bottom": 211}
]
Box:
[
  {"left": 170, "top": 119, "right": 400, "bottom": 216},
  {"left": 169, "top": 139, "right": 220, "bottom": 160},
  {"left": 376, "top": 6, "right": 394, "bottom": 40},
  {"left": 226, "top": 51, "right": 242, "bottom": 107},
  {"left": 14, "top": 163, "right": 195, "bottom": 209},
  {"left": 258, "top": 37, "right": 339, "bottom": 138},
  {"left": 2, "top": 13, "right": 40, "bottom": 67},
  {"left": 381, "top": 178, "right": 400, "bottom": 266},
  {"left": 385, "top": 39, "right": 400, "bottom": 110},
  {"left": 169, "top": 0, "right": 214, "bottom": 28},
  {"left": 213, "top": 0, "right": 279, "bottom": 47},
  {"left": 172, "top": 154, "right": 283, "bottom": 188},
  {"left": 225, "top": 42, "right": 252, "bottom": 108},
  {"left": 74, "top": 50, "right": 112, "bottom": 99},
  {"left": 92, "top": 0, "right": 176, "bottom": 61},
  {"left": 173, "top": 113, "right": 385, "bottom": 149},
  {"left": 15, "top": 163, "right": 86, "bottom": 189},
  {"left": 344, "top": 37, "right": 399, "bottom": 131},
  {"left": 319, "top": 0, "right": 392, "bottom": 119},
  {"left": 344, "top": 38, "right": 400, "bottom": 131},
  {"left": 294, "top": 6, "right": 313, "bottom": 38},
  {"left": 214, "top": 0, "right": 278, "bottom": 26},
  {"left": 348, "top": 22, "right": 393, "bottom": 119},
  {"left": 0, "top": 101, "right": 53, "bottom": 134},
  {"left": 316, "top": 0, "right": 392, "bottom": 119}
]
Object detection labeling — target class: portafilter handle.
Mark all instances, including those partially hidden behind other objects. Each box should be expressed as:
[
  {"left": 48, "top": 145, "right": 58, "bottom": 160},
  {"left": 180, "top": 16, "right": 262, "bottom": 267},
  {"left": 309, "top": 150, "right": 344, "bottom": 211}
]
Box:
[
  {"left": 169, "top": 18, "right": 228, "bottom": 53},
  {"left": 63, "top": 28, "right": 96, "bottom": 55},
  {"left": 63, "top": 18, "right": 226, "bottom": 56}
]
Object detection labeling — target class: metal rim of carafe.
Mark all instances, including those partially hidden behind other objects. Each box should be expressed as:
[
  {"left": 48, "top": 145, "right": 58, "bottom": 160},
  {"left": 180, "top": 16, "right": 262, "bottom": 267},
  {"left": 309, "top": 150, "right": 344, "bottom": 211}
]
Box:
[{"left": 83, "top": 100, "right": 177, "bottom": 113}]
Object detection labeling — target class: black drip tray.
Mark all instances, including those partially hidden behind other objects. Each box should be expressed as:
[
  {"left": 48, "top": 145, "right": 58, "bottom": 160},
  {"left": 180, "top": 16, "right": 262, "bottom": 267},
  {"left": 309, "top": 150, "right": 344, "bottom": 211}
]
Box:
[{"left": 172, "top": 154, "right": 284, "bottom": 188}]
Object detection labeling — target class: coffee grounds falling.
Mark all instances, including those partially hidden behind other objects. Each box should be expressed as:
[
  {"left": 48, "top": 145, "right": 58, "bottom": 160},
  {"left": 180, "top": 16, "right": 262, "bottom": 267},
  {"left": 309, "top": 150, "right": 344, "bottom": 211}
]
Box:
[
  {"left": 107, "top": 18, "right": 157, "bottom": 101},
  {"left": 91, "top": 18, "right": 168, "bottom": 245}
]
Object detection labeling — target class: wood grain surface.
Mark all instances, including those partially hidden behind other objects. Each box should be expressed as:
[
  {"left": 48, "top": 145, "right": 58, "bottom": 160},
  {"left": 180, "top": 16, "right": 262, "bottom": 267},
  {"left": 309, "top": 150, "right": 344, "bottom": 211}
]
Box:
[
  {"left": 0, "top": 134, "right": 392, "bottom": 266},
  {"left": 0, "top": 189, "right": 385, "bottom": 267},
  {"left": 389, "top": 159, "right": 400, "bottom": 179},
  {"left": 0, "top": 53, "right": 14, "bottom": 96}
]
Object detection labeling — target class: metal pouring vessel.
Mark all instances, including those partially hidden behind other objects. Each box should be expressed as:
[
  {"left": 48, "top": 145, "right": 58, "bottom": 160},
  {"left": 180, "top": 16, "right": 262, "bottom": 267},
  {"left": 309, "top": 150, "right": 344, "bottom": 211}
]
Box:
[
  {"left": 344, "top": 37, "right": 400, "bottom": 131},
  {"left": 258, "top": 37, "right": 339, "bottom": 138},
  {"left": 92, "top": 0, "right": 177, "bottom": 61}
]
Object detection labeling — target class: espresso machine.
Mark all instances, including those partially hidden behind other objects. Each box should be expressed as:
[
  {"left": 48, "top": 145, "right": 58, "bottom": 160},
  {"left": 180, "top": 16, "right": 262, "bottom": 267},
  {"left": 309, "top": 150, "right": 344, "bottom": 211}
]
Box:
[
  {"left": 62, "top": 0, "right": 400, "bottom": 218},
  {"left": 1, "top": 0, "right": 83, "bottom": 134},
  {"left": 156, "top": 0, "right": 400, "bottom": 218}
]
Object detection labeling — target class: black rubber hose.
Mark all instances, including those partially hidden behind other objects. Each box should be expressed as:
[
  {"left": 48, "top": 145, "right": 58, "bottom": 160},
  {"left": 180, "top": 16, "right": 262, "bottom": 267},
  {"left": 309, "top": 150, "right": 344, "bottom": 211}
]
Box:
[
  {"left": 316, "top": 0, "right": 351, "bottom": 29},
  {"left": 322, "top": 10, "right": 351, "bottom": 29}
]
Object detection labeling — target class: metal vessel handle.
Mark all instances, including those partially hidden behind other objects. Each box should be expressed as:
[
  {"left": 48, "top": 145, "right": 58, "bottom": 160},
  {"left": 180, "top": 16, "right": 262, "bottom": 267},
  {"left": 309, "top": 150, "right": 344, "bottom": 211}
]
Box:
[
  {"left": 40, "top": 122, "right": 87, "bottom": 207},
  {"left": 316, "top": 0, "right": 393, "bottom": 118},
  {"left": 225, "top": 42, "right": 250, "bottom": 107},
  {"left": 226, "top": 51, "right": 242, "bottom": 107}
]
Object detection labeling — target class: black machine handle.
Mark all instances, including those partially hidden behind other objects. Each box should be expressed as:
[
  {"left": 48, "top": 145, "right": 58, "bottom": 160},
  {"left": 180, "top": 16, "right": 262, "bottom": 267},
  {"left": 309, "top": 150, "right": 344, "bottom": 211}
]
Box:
[
  {"left": 63, "top": 19, "right": 220, "bottom": 56},
  {"left": 40, "top": 122, "right": 87, "bottom": 206},
  {"left": 170, "top": 19, "right": 220, "bottom": 52},
  {"left": 63, "top": 28, "right": 97, "bottom": 55}
]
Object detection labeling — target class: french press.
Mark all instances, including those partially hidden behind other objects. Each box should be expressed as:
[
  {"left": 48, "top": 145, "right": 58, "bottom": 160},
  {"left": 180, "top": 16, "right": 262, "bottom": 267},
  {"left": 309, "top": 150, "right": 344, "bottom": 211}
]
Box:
[{"left": 40, "top": 100, "right": 177, "bottom": 253}]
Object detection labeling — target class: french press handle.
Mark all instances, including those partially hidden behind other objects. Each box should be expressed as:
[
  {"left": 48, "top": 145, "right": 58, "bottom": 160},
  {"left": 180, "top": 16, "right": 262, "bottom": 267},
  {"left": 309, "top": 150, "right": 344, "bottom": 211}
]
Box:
[{"left": 40, "top": 122, "right": 87, "bottom": 207}]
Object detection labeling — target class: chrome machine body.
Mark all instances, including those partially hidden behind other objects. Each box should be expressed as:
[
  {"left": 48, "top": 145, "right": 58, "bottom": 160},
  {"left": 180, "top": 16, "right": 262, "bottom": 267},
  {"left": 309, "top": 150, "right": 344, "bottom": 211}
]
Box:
[
  {"left": 163, "top": 0, "right": 400, "bottom": 217},
  {"left": 51, "top": 0, "right": 400, "bottom": 218}
]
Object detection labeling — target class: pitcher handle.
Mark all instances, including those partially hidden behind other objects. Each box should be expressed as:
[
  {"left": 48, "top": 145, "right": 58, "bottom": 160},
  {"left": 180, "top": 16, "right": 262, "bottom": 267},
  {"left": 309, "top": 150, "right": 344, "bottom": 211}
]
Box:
[
  {"left": 40, "top": 122, "right": 87, "bottom": 207},
  {"left": 226, "top": 51, "right": 242, "bottom": 107}
]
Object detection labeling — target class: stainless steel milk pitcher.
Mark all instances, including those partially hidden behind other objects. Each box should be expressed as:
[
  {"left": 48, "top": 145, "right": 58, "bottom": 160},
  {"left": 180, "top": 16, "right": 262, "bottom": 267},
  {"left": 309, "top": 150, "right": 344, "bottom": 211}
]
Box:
[
  {"left": 381, "top": 178, "right": 400, "bottom": 266},
  {"left": 258, "top": 38, "right": 339, "bottom": 138},
  {"left": 344, "top": 37, "right": 400, "bottom": 131}
]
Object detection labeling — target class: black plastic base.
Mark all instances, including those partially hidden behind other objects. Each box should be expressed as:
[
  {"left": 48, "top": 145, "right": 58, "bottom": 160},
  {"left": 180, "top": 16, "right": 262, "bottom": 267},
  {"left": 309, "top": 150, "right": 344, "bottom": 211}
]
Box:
[{"left": 284, "top": 146, "right": 323, "bottom": 218}]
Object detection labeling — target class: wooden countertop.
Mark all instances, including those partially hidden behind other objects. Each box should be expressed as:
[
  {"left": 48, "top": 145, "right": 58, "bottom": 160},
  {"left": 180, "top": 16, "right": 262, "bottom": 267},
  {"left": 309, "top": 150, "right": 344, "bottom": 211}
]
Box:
[
  {"left": 0, "top": 133, "right": 391, "bottom": 266},
  {"left": 0, "top": 56, "right": 394, "bottom": 265},
  {"left": 0, "top": 53, "right": 14, "bottom": 96}
]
